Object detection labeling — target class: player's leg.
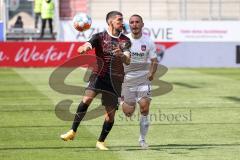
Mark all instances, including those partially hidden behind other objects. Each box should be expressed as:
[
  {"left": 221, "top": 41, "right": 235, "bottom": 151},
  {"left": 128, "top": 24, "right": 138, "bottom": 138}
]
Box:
[
  {"left": 60, "top": 89, "right": 97, "bottom": 141},
  {"left": 69, "top": 73, "right": 100, "bottom": 133},
  {"left": 138, "top": 97, "right": 150, "bottom": 147},
  {"left": 71, "top": 89, "right": 96, "bottom": 132},
  {"left": 121, "top": 84, "right": 136, "bottom": 117},
  {"left": 61, "top": 74, "right": 99, "bottom": 141},
  {"left": 137, "top": 84, "right": 151, "bottom": 149},
  {"left": 96, "top": 92, "right": 118, "bottom": 150},
  {"left": 96, "top": 106, "right": 116, "bottom": 150}
]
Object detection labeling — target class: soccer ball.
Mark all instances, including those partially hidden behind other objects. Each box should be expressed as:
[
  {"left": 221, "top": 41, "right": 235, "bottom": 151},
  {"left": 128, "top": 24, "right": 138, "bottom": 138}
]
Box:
[{"left": 73, "top": 13, "right": 92, "bottom": 32}]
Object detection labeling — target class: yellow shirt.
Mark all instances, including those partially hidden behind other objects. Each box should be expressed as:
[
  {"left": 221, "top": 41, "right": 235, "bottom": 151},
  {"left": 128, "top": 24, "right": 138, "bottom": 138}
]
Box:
[
  {"left": 34, "top": 0, "right": 42, "bottom": 13},
  {"left": 41, "top": 0, "right": 54, "bottom": 19}
]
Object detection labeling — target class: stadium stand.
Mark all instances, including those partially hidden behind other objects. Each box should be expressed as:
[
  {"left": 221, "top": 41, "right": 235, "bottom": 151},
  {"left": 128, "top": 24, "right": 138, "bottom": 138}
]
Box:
[
  {"left": 4, "top": 0, "right": 240, "bottom": 41},
  {"left": 6, "top": 0, "right": 56, "bottom": 40},
  {"left": 0, "top": 0, "right": 2, "bottom": 21},
  {"left": 88, "top": 0, "right": 240, "bottom": 20},
  {"left": 60, "top": 0, "right": 88, "bottom": 20}
]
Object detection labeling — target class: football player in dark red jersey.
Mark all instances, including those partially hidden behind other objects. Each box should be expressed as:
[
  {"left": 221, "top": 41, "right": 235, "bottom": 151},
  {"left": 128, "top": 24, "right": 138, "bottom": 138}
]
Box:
[{"left": 60, "top": 11, "right": 131, "bottom": 150}]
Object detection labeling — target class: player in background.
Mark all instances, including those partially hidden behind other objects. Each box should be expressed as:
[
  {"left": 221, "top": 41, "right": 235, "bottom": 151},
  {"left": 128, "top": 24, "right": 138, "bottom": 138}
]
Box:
[
  {"left": 121, "top": 14, "right": 158, "bottom": 149},
  {"left": 60, "top": 11, "right": 131, "bottom": 150}
]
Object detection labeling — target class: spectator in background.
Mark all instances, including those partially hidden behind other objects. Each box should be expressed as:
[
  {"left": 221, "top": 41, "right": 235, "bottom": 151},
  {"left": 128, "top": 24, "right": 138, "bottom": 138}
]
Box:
[
  {"left": 14, "top": 16, "right": 24, "bottom": 28},
  {"left": 34, "top": 0, "right": 42, "bottom": 29},
  {"left": 40, "top": 0, "right": 54, "bottom": 38}
]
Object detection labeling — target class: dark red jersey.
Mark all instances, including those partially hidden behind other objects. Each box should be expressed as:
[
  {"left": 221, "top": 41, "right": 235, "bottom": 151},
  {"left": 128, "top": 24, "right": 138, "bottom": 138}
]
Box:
[{"left": 87, "top": 30, "right": 131, "bottom": 81}]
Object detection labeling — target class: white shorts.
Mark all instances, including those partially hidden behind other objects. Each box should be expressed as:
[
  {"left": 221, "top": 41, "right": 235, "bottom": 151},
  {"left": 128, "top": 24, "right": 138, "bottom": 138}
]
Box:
[{"left": 121, "top": 82, "right": 151, "bottom": 105}]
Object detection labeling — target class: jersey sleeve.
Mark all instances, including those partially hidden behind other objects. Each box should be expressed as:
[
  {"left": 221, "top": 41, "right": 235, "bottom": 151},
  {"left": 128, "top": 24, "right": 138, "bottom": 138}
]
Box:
[
  {"left": 87, "top": 33, "right": 99, "bottom": 49},
  {"left": 148, "top": 39, "right": 157, "bottom": 59}
]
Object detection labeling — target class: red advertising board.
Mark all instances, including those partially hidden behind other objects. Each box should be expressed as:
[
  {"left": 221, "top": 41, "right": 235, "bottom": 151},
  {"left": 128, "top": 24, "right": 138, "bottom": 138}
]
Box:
[
  {"left": 0, "top": 42, "right": 85, "bottom": 67},
  {"left": 0, "top": 42, "right": 177, "bottom": 67}
]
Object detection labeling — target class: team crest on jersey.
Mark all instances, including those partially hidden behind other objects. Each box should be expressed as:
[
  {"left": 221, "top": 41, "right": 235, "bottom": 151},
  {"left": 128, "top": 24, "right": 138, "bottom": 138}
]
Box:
[{"left": 141, "top": 45, "right": 146, "bottom": 51}]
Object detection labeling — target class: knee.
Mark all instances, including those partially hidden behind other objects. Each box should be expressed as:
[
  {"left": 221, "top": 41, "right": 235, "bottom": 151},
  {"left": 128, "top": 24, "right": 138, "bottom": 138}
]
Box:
[
  {"left": 82, "top": 96, "right": 93, "bottom": 105},
  {"left": 105, "top": 113, "right": 115, "bottom": 122},
  {"left": 122, "top": 102, "right": 135, "bottom": 117},
  {"left": 139, "top": 98, "right": 150, "bottom": 116},
  {"left": 124, "top": 112, "right": 134, "bottom": 117},
  {"left": 140, "top": 104, "right": 149, "bottom": 115},
  {"left": 140, "top": 108, "right": 149, "bottom": 116},
  {"left": 105, "top": 109, "right": 116, "bottom": 122}
]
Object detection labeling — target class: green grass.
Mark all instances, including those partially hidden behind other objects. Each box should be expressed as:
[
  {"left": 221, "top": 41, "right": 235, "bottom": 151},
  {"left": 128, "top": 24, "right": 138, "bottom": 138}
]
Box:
[{"left": 0, "top": 68, "right": 240, "bottom": 160}]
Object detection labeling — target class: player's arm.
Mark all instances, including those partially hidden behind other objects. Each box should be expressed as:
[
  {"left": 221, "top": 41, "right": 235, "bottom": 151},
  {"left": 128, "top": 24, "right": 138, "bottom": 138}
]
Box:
[
  {"left": 148, "top": 58, "right": 158, "bottom": 81},
  {"left": 77, "top": 42, "right": 92, "bottom": 54},
  {"left": 147, "top": 40, "right": 158, "bottom": 81},
  {"left": 77, "top": 33, "right": 98, "bottom": 54}
]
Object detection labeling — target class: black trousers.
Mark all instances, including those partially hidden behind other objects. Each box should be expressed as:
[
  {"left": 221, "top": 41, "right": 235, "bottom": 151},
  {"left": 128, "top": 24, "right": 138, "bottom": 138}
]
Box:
[
  {"left": 35, "top": 13, "right": 41, "bottom": 28},
  {"left": 40, "top": 18, "right": 53, "bottom": 37},
  {"left": 87, "top": 73, "right": 122, "bottom": 107}
]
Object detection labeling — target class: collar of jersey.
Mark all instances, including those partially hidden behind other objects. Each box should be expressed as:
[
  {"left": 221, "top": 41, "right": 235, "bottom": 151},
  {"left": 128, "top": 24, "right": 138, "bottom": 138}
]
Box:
[{"left": 106, "top": 29, "right": 121, "bottom": 38}]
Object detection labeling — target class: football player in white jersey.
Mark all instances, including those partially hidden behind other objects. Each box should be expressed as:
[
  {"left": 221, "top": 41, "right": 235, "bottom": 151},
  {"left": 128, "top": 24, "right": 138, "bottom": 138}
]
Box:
[{"left": 121, "top": 14, "right": 158, "bottom": 149}]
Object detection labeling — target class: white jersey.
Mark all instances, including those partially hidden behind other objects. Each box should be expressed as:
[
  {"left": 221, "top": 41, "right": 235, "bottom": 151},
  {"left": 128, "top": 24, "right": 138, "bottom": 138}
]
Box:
[{"left": 124, "top": 33, "right": 157, "bottom": 86}]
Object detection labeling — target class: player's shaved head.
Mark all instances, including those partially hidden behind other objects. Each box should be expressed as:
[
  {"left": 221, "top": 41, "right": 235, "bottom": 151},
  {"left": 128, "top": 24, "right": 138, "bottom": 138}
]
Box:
[
  {"left": 106, "top": 11, "right": 123, "bottom": 24},
  {"left": 129, "top": 14, "right": 143, "bottom": 23}
]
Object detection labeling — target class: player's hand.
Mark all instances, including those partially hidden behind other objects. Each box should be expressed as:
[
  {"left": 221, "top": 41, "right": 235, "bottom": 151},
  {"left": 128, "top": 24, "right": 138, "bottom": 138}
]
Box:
[
  {"left": 112, "top": 47, "right": 124, "bottom": 57},
  {"left": 113, "top": 46, "right": 131, "bottom": 65},
  {"left": 77, "top": 43, "right": 91, "bottom": 54},
  {"left": 147, "top": 72, "right": 154, "bottom": 81},
  {"left": 77, "top": 46, "right": 87, "bottom": 54}
]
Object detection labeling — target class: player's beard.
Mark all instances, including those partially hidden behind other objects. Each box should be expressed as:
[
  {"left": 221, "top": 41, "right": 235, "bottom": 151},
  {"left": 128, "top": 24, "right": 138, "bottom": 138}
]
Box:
[
  {"left": 115, "top": 28, "right": 122, "bottom": 35},
  {"left": 109, "top": 23, "right": 122, "bottom": 36}
]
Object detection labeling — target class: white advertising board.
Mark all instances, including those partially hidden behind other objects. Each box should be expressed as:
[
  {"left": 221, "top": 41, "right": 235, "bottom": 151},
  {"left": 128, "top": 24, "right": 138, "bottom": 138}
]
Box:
[
  {"left": 60, "top": 21, "right": 240, "bottom": 67},
  {"left": 60, "top": 21, "right": 240, "bottom": 42}
]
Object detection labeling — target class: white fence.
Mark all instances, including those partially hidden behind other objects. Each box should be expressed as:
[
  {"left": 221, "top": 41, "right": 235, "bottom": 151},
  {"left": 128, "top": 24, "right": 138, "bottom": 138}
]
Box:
[{"left": 88, "top": 0, "right": 240, "bottom": 20}]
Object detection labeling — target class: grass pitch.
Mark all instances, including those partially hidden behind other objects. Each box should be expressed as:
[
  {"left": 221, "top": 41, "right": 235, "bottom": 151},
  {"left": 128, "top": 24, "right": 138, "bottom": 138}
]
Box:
[{"left": 0, "top": 68, "right": 240, "bottom": 160}]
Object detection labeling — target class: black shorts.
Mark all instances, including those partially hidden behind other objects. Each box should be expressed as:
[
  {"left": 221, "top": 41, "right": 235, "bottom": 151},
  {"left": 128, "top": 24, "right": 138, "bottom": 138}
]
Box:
[{"left": 86, "top": 73, "right": 122, "bottom": 107}]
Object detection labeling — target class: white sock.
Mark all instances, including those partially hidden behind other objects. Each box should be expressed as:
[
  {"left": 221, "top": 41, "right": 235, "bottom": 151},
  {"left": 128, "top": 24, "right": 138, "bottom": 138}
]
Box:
[{"left": 139, "top": 115, "right": 149, "bottom": 141}]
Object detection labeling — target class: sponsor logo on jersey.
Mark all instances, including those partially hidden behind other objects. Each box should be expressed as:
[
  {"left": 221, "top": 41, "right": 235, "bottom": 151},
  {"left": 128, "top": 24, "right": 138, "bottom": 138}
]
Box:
[
  {"left": 141, "top": 45, "right": 146, "bottom": 51},
  {"left": 131, "top": 52, "right": 144, "bottom": 57}
]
